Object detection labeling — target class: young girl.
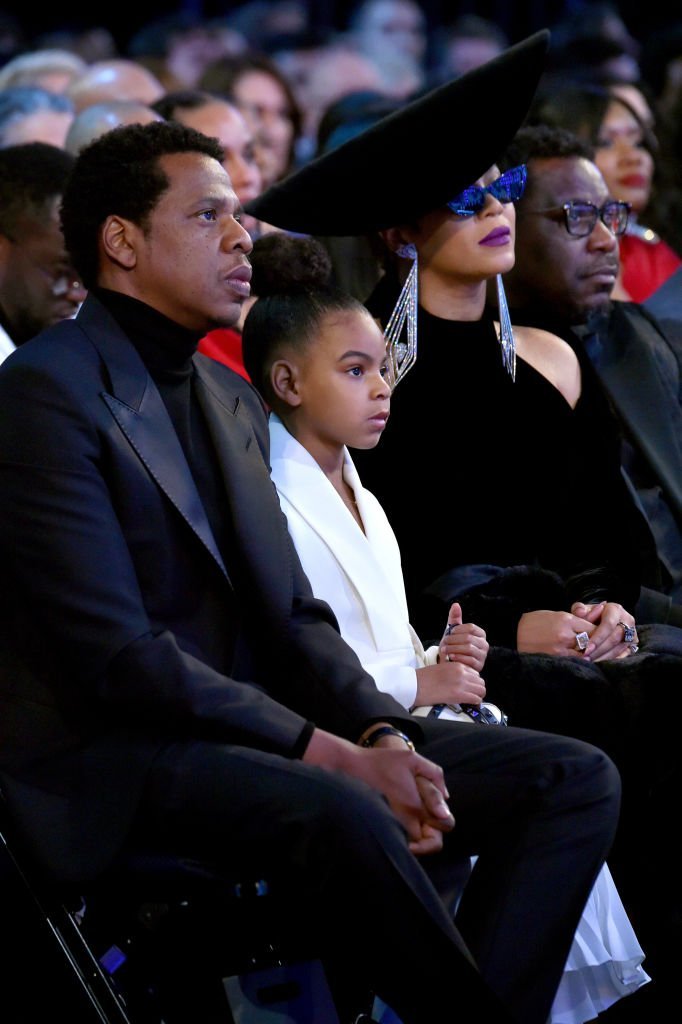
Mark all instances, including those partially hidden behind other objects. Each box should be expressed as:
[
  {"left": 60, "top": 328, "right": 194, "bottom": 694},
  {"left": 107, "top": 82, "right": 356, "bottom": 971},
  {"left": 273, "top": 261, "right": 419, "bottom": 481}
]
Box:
[
  {"left": 242, "top": 233, "right": 492, "bottom": 722},
  {"left": 241, "top": 232, "right": 650, "bottom": 1024}
]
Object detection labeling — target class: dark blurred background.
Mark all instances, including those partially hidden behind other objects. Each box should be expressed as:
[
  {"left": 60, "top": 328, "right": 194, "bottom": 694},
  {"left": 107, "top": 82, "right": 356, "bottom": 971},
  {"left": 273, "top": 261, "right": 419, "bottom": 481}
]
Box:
[{"left": 1, "top": 1, "right": 676, "bottom": 58}]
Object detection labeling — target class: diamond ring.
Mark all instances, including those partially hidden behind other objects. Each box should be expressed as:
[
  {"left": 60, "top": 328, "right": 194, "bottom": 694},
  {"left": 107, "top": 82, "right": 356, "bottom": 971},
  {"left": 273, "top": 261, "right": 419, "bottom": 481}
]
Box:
[
  {"left": 619, "top": 621, "right": 636, "bottom": 644},
  {"left": 629, "top": 643, "right": 639, "bottom": 655},
  {"left": 574, "top": 631, "right": 590, "bottom": 652}
]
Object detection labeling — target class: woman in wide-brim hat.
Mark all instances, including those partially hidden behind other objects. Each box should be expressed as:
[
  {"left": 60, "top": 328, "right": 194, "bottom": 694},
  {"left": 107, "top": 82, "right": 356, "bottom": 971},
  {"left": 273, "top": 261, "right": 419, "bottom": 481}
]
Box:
[
  {"left": 247, "top": 28, "right": 647, "bottom": 678},
  {"left": 247, "top": 30, "right": 656, "bottom": 1024}
]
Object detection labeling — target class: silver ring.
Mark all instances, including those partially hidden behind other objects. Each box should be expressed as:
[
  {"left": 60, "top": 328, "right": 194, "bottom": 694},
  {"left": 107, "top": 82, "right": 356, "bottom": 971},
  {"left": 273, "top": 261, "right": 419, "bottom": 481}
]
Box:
[
  {"left": 445, "top": 654, "right": 451, "bottom": 662},
  {"left": 629, "top": 643, "right": 639, "bottom": 655},
  {"left": 619, "top": 621, "right": 636, "bottom": 644},
  {"left": 574, "top": 631, "right": 590, "bottom": 652}
]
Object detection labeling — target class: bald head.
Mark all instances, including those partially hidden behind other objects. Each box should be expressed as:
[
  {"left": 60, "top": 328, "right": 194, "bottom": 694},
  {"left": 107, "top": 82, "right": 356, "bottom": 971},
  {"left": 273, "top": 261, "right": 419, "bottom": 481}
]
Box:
[
  {"left": 66, "top": 60, "right": 165, "bottom": 112},
  {"left": 64, "top": 101, "right": 164, "bottom": 154}
]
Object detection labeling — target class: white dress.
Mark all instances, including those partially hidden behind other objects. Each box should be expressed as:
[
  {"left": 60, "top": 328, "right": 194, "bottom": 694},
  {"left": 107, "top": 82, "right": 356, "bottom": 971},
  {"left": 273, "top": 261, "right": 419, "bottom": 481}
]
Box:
[{"left": 269, "top": 415, "right": 651, "bottom": 1024}]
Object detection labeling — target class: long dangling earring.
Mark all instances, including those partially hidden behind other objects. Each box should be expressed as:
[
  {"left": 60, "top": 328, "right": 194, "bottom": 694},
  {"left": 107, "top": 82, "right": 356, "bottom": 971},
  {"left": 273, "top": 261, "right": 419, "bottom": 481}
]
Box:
[
  {"left": 496, "top": 273, "right": 516, "bottom": 381},
  {"left": 384, "top": 243, "right": 418, "bottom": 389}
]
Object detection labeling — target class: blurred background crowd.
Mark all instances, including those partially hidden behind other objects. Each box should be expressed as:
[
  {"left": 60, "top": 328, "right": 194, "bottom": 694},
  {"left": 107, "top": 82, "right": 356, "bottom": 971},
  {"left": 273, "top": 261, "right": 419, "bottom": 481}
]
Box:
[
  {"left": 0, "top": 2, "right": 679, "bottom": 159},
  {"left": 2, "top": 0, "right": 682, "bottom": 295}
]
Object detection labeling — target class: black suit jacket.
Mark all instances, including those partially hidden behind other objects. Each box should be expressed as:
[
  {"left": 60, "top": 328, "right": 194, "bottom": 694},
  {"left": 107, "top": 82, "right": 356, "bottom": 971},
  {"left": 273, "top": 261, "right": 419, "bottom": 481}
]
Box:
[
  {"left": 572, "top": 302, "right": 682, "bottom": 615},
  {"left": 0, "top": 294, "right": 416, "bottom": 881},
  {"left": 576, "top": 302, "right": 682, "bottom": 528}
]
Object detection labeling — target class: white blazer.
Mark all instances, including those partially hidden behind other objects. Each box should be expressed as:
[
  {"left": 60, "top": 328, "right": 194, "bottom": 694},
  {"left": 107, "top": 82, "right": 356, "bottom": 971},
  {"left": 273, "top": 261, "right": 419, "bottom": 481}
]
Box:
[
  {"left": 269, "top": 414, "right": 438, "bottom": 710},
  {"left": 0, "top": 322, "right": 16, "bottom": 366}
]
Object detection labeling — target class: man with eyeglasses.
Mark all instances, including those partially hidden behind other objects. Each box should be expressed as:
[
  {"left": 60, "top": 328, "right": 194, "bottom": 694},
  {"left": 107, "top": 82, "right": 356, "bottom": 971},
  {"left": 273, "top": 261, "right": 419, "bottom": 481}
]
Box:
[
  {"left": 0, "top": 142, "right": 86, "bottom": 365},
  {"left": 501, "top": 123, "right": 682, "bottom": 630},
  {"left": 489, "top": 122, "right": 682, "bottom": 1022}
]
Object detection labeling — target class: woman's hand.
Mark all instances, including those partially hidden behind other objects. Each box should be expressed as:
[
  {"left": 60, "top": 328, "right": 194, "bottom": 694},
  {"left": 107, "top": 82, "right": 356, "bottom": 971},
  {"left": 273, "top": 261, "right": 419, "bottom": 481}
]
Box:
[
  {"left": 517, "top": 608, "right": 597, "bottom": 657},
  {"left": 517, "top": 605, "right": 639, "bottom": 661},
  {"left": 571, "top": 601, "right": 638, "bottom": 661}
]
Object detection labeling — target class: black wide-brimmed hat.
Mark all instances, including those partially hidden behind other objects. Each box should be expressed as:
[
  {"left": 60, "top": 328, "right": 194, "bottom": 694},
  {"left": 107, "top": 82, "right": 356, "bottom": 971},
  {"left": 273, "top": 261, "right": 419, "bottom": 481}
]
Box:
[{"left": 246, "top": 29, "right": 550, "bottom": 235}]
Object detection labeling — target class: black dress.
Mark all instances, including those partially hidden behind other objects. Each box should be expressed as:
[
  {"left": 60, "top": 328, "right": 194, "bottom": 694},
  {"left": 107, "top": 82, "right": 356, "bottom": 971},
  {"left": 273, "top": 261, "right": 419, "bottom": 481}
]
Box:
[{"left": 357, "top": 291, "right": 653, "bottom": 647}]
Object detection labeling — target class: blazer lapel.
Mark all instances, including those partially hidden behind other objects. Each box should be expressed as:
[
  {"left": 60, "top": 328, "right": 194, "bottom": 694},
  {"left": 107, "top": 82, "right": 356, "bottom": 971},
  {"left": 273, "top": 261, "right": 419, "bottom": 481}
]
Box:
[
  {"left": 590, "top": 305, "right": 682, "bottom": 518},
  {"left": 193, "top": 364, "right": 292, "bottom": 620},
  {"left": 76, "top": 296, "right": 228, "bottom": 579}
]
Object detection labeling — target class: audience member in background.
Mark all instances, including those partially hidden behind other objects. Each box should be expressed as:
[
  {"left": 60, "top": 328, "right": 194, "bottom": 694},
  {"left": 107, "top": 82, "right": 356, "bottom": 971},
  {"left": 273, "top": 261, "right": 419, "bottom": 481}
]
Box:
[
  {"left": 285, "top": 46, "right": 386, "bottom": 164},
  {"left": 66, "top": 58, "right": 165, "bottom": 112},
  {"left": 0, "top": 11, "right": 26, "bottom": 66},
  {"left": 545, "top": 1, "right": 641, "bottom": 86},
  {"left": 637, "top": 73, "right": 682, "bottom": 265},
  {"left": 0, "top": 86, "right": 73, "bottom": 147},
  {"left": 200, "top": 52, "right": 302, "bottom": 185},
  {"left": 545, "top": 34, "right": 640, "bottom": 89},
  {"left": 638, "top": 23, "right": 682, "bottom": 125},
  {"left": 605, "top": 78, "right": 656, "bottom": 132},
  {"left": 530, "top": 84, "right": 682, "bottom": 301},
  {"left": 30, "top": 25, "right": 119, "bottom": 63},
  {"left": 126, "top": 12, "right": 246, "bottom": 92},
  {"left": 315, "top": 90, "right": 398, "bottom": 158},
  {"left": 0, "top": 143, "right": 84, "bottom": 363},
  {"left": 222, "top": 0, "right": 309, "bottom": 52},
  {"left": 152, "top": 89, "right": 262, "bottom": 224},
  {"left": 0, "top": 48, "right": 87, "bottom": 93},
  {"left": 64, "top": 100, "right": 163, "bottom": 154},
  {"left": 559, "top": 76, "right": 682, "bottom": 263},
  {"left": 501, "top": 124, "right": 682, "bottom": 628},
  {"left": 266, "top": 27, "right": 335, "bottom": 136},
  {"left": 345, "top": 0, "right": 427, "bottom": 98},
  {"left": 429, "top": 14, "right": 507, "bottom": 86}
]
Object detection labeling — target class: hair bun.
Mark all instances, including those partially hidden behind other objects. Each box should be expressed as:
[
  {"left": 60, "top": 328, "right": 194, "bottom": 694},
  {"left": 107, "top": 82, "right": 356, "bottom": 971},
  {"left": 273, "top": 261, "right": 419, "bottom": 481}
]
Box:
[{"left": 250, "top": 232, "right": 332, "bottom": 297}]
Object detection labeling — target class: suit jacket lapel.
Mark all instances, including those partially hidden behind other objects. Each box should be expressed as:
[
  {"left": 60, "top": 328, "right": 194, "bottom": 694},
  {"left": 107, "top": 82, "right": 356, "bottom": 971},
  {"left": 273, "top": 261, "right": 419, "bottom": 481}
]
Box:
[
  {"left": 194, "top": 363, "right": 292, "bottom": 620},
  {"left": 588, "top": 305, "right": 682, "bottom": 518},
  {"left": 76, "top": 295, "right": 228, "bottom": 579}
]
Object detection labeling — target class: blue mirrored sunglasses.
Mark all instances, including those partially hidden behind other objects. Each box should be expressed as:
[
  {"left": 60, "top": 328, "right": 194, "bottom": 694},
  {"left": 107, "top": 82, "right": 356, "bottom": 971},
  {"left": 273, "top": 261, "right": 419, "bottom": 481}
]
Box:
[{"left": 446, "top": 164, "right": 527, "bottom": 217}]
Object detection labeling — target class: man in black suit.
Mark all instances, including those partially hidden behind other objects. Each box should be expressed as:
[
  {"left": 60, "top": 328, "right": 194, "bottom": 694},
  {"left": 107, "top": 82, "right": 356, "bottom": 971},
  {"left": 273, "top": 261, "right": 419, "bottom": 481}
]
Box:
[
  {"left": 0, "top": 120, "right": 619, "bottom": 1024},
  {"left": 500, "top": 123, "right": 682, "bottom": 1018},
  {"left": 502, "top": 123, "right": 682, "bottom": 627}
]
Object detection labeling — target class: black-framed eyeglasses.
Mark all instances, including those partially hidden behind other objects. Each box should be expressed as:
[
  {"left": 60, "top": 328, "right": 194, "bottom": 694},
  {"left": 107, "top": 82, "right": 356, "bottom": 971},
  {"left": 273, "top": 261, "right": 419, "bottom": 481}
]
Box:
[
  {"left": 530, "top": 199, "right": 630, "bottom": 238},
  {"left": 446, "top": 164, "right": 527, "bottom": 217}
]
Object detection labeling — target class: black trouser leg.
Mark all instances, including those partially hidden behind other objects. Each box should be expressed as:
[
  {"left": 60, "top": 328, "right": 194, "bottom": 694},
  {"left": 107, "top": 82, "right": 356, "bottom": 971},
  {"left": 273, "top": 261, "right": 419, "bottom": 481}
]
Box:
[
  {"left": 418, "top": 722, "right": 621, "bottom": 1024},
  {"left": 138, "top": 741, "right": 514, "bottom": 1023}
]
